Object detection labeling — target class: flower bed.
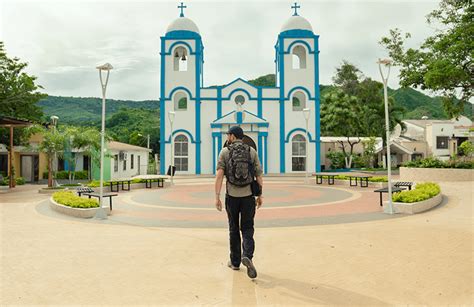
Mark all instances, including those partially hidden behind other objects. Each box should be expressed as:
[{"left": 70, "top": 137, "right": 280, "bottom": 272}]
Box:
[
  {"left": 384, "top": 182, "right": 443, "bottom": 214},
  {"left": 53, "top": 191, "right": 98, "bottom": 208},
  {"left": 50, "top": 191, "right": 110, "bottom": 218}
]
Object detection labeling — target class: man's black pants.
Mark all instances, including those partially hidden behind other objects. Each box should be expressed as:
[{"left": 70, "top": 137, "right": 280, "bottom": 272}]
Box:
[{"left": 225, "top": 195, "right": 256, "bottom": 267}]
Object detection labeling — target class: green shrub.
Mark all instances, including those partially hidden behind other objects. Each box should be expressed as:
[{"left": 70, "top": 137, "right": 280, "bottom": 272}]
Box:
[
  {"left": 52, "top": 191, "right": 99, "bottom": 208},
  {"left": 327, "top": 151, "right": 346, "bottom": 169},
  {"left": 392, "top": 182, "right": 441, "bottom": 203},
  {"left": 368, "top": 176, "right": 388, "bottom": 182},
  {"left": 74, "top": 171, "right": 89, "bottom": 180},
  {"left": 403, "top": 156, "right": 473, "bottom": 169},
  {"left": 87, "top": 178, "right": 145, "bottom": 187},
  {"left": 15, "top": 177, "right": 25, "bottom": 185}
]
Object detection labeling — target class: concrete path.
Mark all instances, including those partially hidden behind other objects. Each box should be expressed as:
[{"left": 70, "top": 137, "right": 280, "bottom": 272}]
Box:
[{"left": 0, "top": 180, "right": 472, "bottom": 305}]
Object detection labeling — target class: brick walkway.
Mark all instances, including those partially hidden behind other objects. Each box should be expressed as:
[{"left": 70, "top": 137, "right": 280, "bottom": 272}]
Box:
[
  {"left": 34, "top": 179, "right": 401, "bottom": 228},
  {"left": 1, "top": 179, "right": 472, "bottom": 305}
]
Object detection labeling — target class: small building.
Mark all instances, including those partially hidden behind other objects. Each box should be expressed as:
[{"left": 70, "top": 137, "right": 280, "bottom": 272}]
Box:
[
  {"left": 91, "top": 141, "right": 151, "bottom": 181},
  {"left": 375, "top": 116, "right": 474, "bottom": 167}
]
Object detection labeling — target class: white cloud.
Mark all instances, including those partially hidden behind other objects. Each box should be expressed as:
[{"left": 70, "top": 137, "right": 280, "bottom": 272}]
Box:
[{"left": 1, "top": 0, "right": 440, "bottom": 100}]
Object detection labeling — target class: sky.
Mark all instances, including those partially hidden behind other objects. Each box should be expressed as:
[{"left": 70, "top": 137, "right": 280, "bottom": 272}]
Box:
[{"left": 1, "top": 0, "right": 441, "bottom": 101}]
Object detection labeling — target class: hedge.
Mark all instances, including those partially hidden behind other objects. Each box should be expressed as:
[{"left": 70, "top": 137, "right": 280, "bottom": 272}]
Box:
[
  {"left": 87, "top": 178, "right": 145, "bottom": 187},
  {"left": 392, "top": 182, "right": 441, "bottom": 203},
  {"left": 403, "top": 157, "right": 474, "bottom": 169},
  {"left": 52, "top": 191, "right": 99, "bottom": 208},
  {"left": 43, "top": 170, "right": 89, "bottom": 180},
  {"left": 0, "top": 177, "right": 25, "bottom": 186}
]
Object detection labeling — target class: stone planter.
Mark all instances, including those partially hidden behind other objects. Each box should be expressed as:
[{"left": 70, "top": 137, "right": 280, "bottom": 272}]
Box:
[
  {"left": 383, "top": 193, "right": 443, "bottom": 214},
  {"left": 49, "top": 197, "right": 111, "bottom": 218},
  {"left": 400, "top": 167, "right": 474, "bottom": 182}
]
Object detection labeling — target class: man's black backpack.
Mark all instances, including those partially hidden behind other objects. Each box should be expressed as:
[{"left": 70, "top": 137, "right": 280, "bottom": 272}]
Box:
[{"left": 225, "top": 142, "right": 254, "bottom": 187}]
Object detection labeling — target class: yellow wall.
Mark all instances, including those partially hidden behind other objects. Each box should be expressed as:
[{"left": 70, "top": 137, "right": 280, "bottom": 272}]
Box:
[{"left": 7, "top": 133, "right": 48, "bottom": 181}]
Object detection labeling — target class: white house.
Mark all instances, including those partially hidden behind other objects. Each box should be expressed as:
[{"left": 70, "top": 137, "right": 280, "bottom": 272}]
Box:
[
  {"left": 375, "top": 116, "right": 474, "bottom": 166},
  {"left": 159, "top": 4, "right": 321, "bottom": 175}
]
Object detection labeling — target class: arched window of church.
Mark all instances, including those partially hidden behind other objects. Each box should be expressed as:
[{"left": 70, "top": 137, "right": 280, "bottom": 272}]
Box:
[
  {"left": 292, "top": 91, "right": 306, "bottom": 111},
  {"left": 292, "top": 134, "right": 306, "bottom": 171},
  {"left": 173, "top": 46, "right": 188, "bottom": 72},
  {"left": 292, "top": 45, "right": 306, "bottom": 69},
  {"left": 174, "top": 134, "right": 188, "bottom": 171},
  {"left": 174, "top": 92, "right": 188, "bottom": 111}
]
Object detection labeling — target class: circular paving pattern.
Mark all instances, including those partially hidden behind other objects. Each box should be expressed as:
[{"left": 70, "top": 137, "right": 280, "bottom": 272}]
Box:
[{"left": 36, "top": 181, "right": 402, "bottom": 228}]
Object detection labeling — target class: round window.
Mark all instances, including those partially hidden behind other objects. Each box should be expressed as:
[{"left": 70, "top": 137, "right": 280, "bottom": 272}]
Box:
[{"left": 235, "top": 95, "right": 245, "bottom": 105}]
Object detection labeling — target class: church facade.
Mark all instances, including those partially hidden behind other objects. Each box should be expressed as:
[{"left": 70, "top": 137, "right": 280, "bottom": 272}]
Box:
[{"left": 159, "top": 4, "right": 321, "bottom": 175}]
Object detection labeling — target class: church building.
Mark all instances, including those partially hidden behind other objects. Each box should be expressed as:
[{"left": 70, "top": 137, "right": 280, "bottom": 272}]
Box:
[{"left": 159, "top": 3, "right": 321, "bottom": 175}]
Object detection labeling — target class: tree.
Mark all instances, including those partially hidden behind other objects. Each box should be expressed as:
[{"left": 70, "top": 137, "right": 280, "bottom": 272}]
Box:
[
  {"left": 332, "top": 61, "right": 363, "bottom": 96},
  {"left": 380, "top": 0, "right": 473, "bottom": 118},
  {"left": 0, "top": 42, "right": 47, "bottom": 145},
  {"left": 64, "top": 126, "right": 101, "bottom": 181},
  {"left": 321, "top": 89, "right": 362, "bottom": 168},
  {"left": 362, "top": 137, "right": 377, "bottom": 168},
  {"left": 357, "top": 78, "right": 406, "bottom": 146},
  {"left": 37, "top": 127, "right": 65, "bottom": 187}
]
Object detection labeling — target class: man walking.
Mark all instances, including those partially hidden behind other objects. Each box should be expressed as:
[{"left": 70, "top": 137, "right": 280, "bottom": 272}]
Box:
[{"left": 214, "top": 126, "right": 263, "bottom": 279}]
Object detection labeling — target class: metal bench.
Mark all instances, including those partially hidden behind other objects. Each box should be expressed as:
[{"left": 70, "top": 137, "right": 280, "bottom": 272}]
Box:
[
  {"left": 133, "top": 175, "right": 168, "bottom": 188},
  {"left": 394, "top": 181, "right": 413, "bottom": 190},
  {"left": 82, "top": 192, "right": 118, "bottom": 210},
  {"left": 109, "top": 179, "right": 132, "bottom": 192},
  {"left": 313, "top": 172, "right": 338, "bottom": 185},
  {"left": 373, "top": 187, "right": 404, "bottom": 206},
  {"left": 76, "top": 187, "right": 95, "bottom": 197},
  {"left": 347, "top": 174, "right": 372, "bottom": 188}
]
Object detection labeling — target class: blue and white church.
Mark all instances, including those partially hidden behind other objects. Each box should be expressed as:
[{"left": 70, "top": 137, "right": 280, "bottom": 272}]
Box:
[{"left": 160, "top": 3, "right": 321, "bottom": 175}]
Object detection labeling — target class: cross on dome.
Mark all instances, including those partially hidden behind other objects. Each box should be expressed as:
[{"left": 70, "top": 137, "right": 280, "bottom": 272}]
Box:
[
  {"left": 291, "top": 2, "right": 300, "bottom": 16},
  {"left": 178, "top": 2, "right": 187, "bottom": 17}
]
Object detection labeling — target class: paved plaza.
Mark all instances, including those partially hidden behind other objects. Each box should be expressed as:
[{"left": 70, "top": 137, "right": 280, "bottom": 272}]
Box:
[{"left": 1, "top": 177, "right": 473, "bottom": 305}]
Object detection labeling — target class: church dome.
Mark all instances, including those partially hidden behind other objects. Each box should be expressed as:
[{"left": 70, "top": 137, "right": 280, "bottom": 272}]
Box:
[
  {"left": 280, "top": 15, "right": 313, "bottom": 33},
  {"left": 166, "top": 17, "right": 200, "bottom": 34}
]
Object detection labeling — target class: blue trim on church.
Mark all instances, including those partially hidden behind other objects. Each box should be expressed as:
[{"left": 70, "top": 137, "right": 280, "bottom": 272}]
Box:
[
  {"left": 277, "top": 35, "right": 286, "bottom": 173},
  {"left": 165, "top": 129, "right": 197, "bottom": 143},
  {"left": 285, "top": 128, "right": 316, "bottom": 143},
  {"left": 159, "top": 38, "right": 166, "bottom": 175},
  {"left": 314, "top": 35, "right": 321, "bottom": 172}
]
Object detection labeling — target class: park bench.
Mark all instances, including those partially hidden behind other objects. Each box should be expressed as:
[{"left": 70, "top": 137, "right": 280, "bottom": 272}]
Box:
[
  {"left": 373, "top": 187, "right": 404, "bottom": 206},
  {"left": 109, "top": 178, "right": 132, "bottom": 192},
  {"left": 394, "top": 181, "right": 413, "bottom": 190},
  {"left": 313, "top": 172, "right": 338, "bottom": 185},
  {"left": 81, "top": 192, "right": 118, "bottom": 210},
  {"left": 347, "top": 174, "right": 372, "bottom": 188},
  {"left": 133, "top": 175, "right": 168, "bottom": 188},
  {"left": 76, "top": 187, "right": 95, "bottom": 197}
]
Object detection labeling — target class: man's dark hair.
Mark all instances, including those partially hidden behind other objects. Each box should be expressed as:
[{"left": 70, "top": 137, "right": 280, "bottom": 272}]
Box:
[{"left": 227, "top": 126, "right": 244, "bottom": 139}]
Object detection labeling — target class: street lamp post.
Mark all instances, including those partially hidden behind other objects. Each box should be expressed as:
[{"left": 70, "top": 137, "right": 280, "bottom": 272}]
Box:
[
  {"left": 50, "top": 115, "right": 59, "bottom": 187},
  {"left": 303, "top": 108, "right": 311, "bottom": 184},
  {"left": 95, "top": 63, "right": 113, "bottom": 220},
  {"left": 378, "top": 58, "right": 394, "bottom": 214},
  {"left": 168, "top": 111, "right": 176, "bottom": 185}
]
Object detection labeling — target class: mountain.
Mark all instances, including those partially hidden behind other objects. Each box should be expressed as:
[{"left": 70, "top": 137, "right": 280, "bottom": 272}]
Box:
[
  {"left": 37, "top": 79, "right": 472, "bottom": 127},
  {"left": 37, "top": 96, "right": 159, "bottom": 126}
]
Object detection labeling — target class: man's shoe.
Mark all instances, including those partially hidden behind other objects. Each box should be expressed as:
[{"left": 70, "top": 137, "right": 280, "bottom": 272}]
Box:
[
  {"left": 227, "top": 261, "right": 240, "bottom": 270},
  {"left": 241, "top": 257, "right": 257, "bottom": 279}
]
